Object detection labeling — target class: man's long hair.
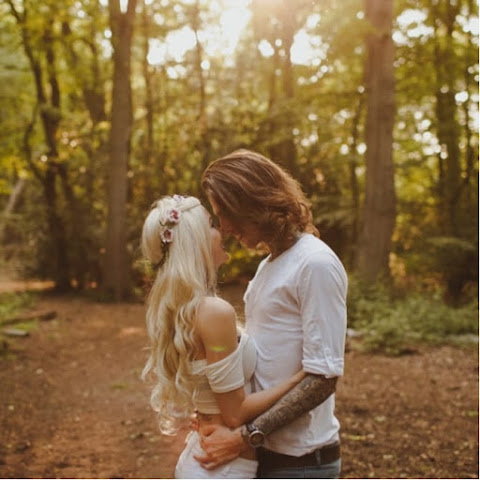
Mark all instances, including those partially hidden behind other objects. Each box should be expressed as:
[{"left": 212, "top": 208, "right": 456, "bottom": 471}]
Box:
[{"left": 202, "top": 149, "right": 318, "bottom": 245}]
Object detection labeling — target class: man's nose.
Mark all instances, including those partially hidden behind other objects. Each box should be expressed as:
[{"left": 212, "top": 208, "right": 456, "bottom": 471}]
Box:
[
  {"left": 219, "top": 220, "right": 233, "bottom": 237},
  {"left": 220, "top": 224, "right": 230, "bottom": 236}
]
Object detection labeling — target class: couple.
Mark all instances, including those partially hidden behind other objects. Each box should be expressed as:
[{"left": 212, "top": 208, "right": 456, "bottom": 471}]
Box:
[{"left": 141, "top": 149, "right": 348, "bottom": 479}]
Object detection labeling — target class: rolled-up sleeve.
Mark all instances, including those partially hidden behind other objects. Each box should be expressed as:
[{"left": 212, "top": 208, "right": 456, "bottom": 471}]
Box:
[{"left": 299, "top": 251, "right": 347, "bottom": 378}]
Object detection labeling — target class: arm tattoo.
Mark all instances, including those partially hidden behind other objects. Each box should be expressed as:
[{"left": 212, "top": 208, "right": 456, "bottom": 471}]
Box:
[{"left": 254, "top": 373, "right": 337, "bottom": 436}]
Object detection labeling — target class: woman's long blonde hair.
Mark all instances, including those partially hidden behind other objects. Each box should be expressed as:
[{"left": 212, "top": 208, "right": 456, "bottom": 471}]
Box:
[{"left": 141, "top": 195, "right": 217, "bottom": 433}]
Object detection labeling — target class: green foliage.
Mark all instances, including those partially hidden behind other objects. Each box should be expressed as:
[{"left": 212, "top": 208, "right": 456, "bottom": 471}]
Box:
[
  {"left": 219, "top": 242, "right": 267, "bottom": 284},
  {"left": 0, "top": 0, "right": 477, "bottom": 303},
  {"left": 0, "top": 292, "right": 36, "bottom": 325},
  {"left": 347, "top": 277, "right": 479, "bottom": 355},
  {"left": 426, "top": 237, "right": 478, "bottom": 302}
]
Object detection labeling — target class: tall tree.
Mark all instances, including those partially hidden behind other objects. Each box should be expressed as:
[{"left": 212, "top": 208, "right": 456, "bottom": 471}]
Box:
[
  {"left": 428, "top": 0, "right": 478, "bottom": 302},
  {"left": 136, "top": 0, "right": 156, "bottom": 208},
  {"left": 104, "top": 0, "right": 137, "bottom": 300},
  {"left": 189, "top": 0, "right": 212, "bottom": 184},
  {"left": 432, "top": 0, "right": 462, "bottom": 236},
  {"left": 251, "top": 0, "right": 307, "bottom": 174},
  {"left": 356, "top": 0, "right": 396, "bottom": 283},
  {"left": 6, "top": 0, "right": 72, "bottom": 291}
]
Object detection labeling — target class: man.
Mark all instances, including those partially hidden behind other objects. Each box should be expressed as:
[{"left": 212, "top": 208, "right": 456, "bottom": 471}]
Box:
[{"left": 197, "top": 149, "right": 348, "bottom": 478}]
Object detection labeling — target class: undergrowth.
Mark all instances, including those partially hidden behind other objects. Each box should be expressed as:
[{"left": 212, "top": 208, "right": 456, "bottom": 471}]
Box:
[
  {"left": 0, "top": 292, "right": 37, "bottom": 325},
  {"left": 347, "top": 278, "right": 479, "bottom": 355}
]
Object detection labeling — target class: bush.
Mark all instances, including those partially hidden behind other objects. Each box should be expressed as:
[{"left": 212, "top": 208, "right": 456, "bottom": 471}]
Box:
[
  {"left": 347, "top": 277, "right": 479, "bottom": 355},
  {"left": 0, "top": 291, "right": 36, "bottom": 324}
]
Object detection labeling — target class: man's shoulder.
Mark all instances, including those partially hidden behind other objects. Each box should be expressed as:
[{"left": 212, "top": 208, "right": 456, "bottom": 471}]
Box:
[
  {"left": 295, "top": 236, "right": 347, "bottom": 280},
  {"left": 295, "top": 235, "right": 338, "bottom": 263}
]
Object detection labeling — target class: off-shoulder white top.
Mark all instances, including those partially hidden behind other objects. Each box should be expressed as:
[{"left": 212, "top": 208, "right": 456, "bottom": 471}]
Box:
[{"left": 190, "top": 332, "right": 257, "bottom": 414}]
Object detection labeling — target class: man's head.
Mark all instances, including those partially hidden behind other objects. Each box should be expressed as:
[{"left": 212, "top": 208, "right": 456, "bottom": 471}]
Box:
[{"left": 202, "top": 149, "right": 317, "bottom": 248}]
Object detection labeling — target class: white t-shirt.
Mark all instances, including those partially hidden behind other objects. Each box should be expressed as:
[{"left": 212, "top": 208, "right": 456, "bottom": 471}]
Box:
[{"left": 244, "top": 233, "right": 348, "bottom": 456}]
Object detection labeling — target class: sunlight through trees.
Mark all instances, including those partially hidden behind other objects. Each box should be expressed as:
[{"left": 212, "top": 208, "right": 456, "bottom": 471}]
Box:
[{"left": 0, "top": 0, "right": 478, "bottom": 303}]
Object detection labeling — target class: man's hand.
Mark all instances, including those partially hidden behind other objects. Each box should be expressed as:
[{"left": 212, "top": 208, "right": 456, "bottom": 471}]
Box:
[{"left": 194, "top": 424, "right": 246, "bottom": 470}]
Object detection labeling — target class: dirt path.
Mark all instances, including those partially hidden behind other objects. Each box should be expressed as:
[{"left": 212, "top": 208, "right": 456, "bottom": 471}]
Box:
[{"left": 0, "top": 286, "right": 478, "bottom": 479}]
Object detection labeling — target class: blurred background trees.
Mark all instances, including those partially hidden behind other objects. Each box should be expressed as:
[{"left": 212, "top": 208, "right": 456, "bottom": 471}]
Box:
[{"left": 0, "top": 0, "right": 478, "bottom": 311}]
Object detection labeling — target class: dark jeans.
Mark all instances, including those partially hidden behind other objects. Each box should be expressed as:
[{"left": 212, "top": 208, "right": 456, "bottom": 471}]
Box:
[{"left": 257, "top": 458, "right": 341, "bottom": 479}]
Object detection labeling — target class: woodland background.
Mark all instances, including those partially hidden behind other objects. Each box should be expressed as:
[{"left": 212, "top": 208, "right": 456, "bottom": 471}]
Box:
[{"left": 0, "top": 0, "right": 478, "bottom": 350}]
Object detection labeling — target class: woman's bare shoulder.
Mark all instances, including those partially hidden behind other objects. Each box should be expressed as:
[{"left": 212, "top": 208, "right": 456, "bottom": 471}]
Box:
[
  {"left": 198, "top": 296, "right": 235, "bottom": 318},
  {"left": 196, "top": 296, "right": 237, "bottom": 340}
]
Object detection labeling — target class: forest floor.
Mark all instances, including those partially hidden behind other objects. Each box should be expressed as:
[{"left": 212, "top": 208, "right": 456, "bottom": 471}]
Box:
[{"left": 0, "top": 282, "right": 478, "bottom": 479}]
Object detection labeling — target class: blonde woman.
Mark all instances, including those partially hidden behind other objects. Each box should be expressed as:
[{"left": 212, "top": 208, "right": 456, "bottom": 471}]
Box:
[{"left": 141, "top": 195, "right": 305, "bottom": 479}]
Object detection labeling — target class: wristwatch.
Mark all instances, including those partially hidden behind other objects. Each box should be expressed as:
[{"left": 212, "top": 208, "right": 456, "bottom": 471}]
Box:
[{"left": 243, "top": 422, "right": 265, "bottom": 448}]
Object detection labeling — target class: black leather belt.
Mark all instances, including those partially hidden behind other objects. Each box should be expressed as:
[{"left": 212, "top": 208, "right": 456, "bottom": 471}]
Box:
[{"left": 258, "top": 442, "right": 341, "bottom": 470}]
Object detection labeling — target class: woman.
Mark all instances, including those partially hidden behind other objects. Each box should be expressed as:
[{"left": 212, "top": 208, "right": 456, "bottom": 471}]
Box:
[{"left": 141, "top": 195, "right": 305, "bottom": 479}]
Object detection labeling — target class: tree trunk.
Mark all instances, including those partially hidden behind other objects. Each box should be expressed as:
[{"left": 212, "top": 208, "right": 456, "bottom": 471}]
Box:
[
  {"left": 7, "top": 1, "right": 71, "bottom": 291},
  {"left": 104, "top": 0, "right": 137, "bottom": 300},
  {"left": 348, "top": 91, "right": 365, "bottom": 266},
  {"left": 61, "top": 19, "right": 107, "bottom": 125},
  {"left": 356, "top": 0, "right": 396, "bottom": 283},
  {"left": 432, "top": 0, "right": 462, "bottom": 236},
  {"left": 140, "top": 0, "right": 155, "bottom": 206},
  {"left": 462, "top": 0, "right": 477, "bottom": 204},
  {"left": 190, "top": 1, "right": 212, "bottom": 187},
  {"left": 279, "top": 0, "right": 297, "bottom": 176},
  {"left": 44, "top": 166, "right": 70, "bottom": 290},
  {"left": 264, "top": 1, "right": 297, "bottom": 175}
]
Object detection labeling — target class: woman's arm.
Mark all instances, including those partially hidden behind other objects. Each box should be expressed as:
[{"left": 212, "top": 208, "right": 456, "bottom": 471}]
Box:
[
  {"left": 213, "top": 369, "right": 306, "bottom": 428},
  {"left": 197, "top": 297, "right": 305, "bottom": 428},
  {"left": 195, "top": 373, "right": 337, "bottom": 470}
]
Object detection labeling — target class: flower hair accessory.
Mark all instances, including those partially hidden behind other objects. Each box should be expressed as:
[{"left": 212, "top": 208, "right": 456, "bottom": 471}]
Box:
[
  {"left": 159, "top": 207, "right": 181, "bottom": 244},
  {"left": 151, "top": 195, "right": 200, "bottom": 270}
]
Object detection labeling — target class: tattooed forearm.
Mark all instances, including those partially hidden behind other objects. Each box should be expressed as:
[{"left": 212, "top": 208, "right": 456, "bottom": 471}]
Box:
[{"left": 254, "top": 373, "right": 337, "bottom": 436}]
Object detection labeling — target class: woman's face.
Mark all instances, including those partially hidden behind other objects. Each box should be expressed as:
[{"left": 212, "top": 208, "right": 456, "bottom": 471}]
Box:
[{"left": 202, "top": 207, "right": 229, "bottom": 268}]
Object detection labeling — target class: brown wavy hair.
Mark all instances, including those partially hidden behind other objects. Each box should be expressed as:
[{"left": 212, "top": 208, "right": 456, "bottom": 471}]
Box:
[{"left": 201, "top": 149, "right": 318, "bottom": 245}]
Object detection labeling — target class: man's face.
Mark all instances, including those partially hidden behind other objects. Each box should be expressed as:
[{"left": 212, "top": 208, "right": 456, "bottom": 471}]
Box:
[{"left": 208, "top": 195, "right": 262, "bottom": 249}]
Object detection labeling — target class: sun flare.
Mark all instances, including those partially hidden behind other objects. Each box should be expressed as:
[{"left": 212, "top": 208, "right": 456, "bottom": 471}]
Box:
[
  {"left": 147, "top": 0, "right": 252, "bottom": 66},
  {"left": 147, "top": 0, "right": 318, "bottom": 68}
]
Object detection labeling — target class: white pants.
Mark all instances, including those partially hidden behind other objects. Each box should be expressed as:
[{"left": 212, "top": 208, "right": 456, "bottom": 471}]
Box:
[{"left": 175, "top": 431, "right": 258, "bottom": 479}]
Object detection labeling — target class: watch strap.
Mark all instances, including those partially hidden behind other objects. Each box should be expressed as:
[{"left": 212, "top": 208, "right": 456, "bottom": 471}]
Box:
[
  {"left": 246, "top": 422, "right": 257, "bottom": 434},
  {"left": 240, "top": 424, "right": 250, "bottom": 445},
  {"left": 244, "top": 422, "right": 265, "bottom": 448}
]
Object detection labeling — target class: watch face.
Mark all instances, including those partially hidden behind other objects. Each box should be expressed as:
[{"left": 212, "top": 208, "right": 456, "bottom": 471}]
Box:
[{"left": 250, "top": 431, "right": 264, "bottom": 447}]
